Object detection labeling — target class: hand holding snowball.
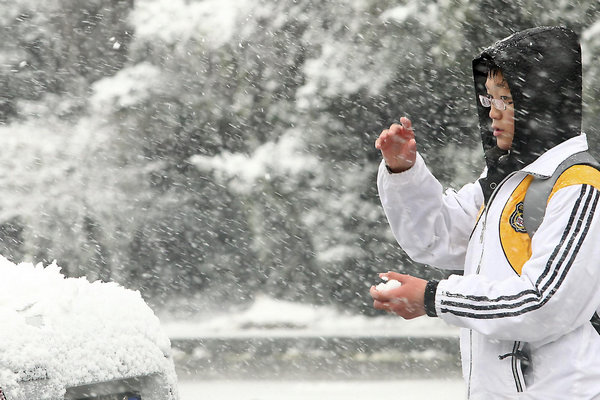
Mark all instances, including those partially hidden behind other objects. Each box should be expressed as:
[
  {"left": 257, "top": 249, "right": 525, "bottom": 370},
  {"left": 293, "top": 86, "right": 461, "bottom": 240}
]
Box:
[{"left": 370, "top": 272, "right": 427, "bottom": 319}]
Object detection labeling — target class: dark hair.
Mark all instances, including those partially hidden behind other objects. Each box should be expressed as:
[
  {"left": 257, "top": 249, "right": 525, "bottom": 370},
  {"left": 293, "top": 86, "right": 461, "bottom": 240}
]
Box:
[
  {"left": 473, "top": 55, "right": 503, "bottom": 85},
  {"left": 483, "top": 57, "right": 502, "bottom": 79}
]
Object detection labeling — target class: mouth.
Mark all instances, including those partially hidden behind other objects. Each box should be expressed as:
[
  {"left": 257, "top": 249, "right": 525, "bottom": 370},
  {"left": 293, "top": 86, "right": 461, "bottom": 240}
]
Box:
[{"left": 493, "top": 128, "right": 504, "bottom": 137}]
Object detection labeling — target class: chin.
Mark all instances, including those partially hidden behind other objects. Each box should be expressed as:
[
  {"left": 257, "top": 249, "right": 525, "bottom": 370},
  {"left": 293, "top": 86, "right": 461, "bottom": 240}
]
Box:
[{"left": 496, "top": 139, "right": 513, "bottom": 151}]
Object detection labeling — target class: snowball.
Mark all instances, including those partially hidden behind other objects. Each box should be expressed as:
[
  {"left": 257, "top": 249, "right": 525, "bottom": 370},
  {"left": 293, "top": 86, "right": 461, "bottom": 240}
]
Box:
[{"left": 376, "top": 279, "right": 402, "bottom": 292}]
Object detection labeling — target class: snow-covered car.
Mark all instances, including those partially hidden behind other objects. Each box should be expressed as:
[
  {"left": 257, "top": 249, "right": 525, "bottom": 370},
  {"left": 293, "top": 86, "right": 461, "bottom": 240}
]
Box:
[{"left": 0, "top": 256, "right": 178, "bottom": 400}]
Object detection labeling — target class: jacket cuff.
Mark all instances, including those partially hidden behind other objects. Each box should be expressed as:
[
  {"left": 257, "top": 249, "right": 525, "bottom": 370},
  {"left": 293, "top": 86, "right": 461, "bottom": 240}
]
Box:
[
  {"left": 424, "top": 280, "right": 439, "bottom": 317},
  {"left": 379, "top": 153, "right": 425, "bottom": 181}
]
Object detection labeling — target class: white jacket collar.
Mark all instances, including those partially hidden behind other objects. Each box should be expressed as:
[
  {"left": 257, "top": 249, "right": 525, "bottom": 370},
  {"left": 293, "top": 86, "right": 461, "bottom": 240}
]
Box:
[{"left": 520, "top": 134, "right": 589, "bottom": 178}]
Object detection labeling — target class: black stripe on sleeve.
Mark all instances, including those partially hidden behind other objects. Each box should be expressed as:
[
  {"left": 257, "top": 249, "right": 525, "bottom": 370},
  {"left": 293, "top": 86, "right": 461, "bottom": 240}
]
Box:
[{"left": 439, "top": 185, "right": 599, "bottom": 319}]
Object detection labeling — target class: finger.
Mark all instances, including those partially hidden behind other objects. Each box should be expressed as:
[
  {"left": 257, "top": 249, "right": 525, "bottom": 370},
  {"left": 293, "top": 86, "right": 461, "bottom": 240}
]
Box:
[
  {"left": 388, "top": 123, "right": 413, "bottom": 143},
  {"left": 388, "top": 123, "right": 406, "bottom": 138},
  {"left": 376, "top": 129, "right": 390, "bottom": 147},
  {"left": 400, "top": 116, "right": 413, "bottom": 131},
  {"left": 406, "top": 138, "right": 417, "bottom": 156},
  {"left": 375, "top": 300, "right": 408, "bottom": 317},
  {"left": 375, "top": 129, "right": 390, "bottom": 149},
  {"left": 373, "top": 299, "right": 389, "bottom": 311},
  {"left": 377, "top": 301, "right": 399, "bottom": 314},
  {"left": 380, "top": 271, "right": 410, "bottom": 282},
  {"left": 370, "top": 285, "right": 391, "bottom": 301}
]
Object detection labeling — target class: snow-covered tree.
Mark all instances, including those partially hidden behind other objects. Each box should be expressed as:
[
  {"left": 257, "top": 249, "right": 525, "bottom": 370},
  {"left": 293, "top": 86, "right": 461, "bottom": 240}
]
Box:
[{"left": 1, "top": 0, "right": 599, "bottom": 314}]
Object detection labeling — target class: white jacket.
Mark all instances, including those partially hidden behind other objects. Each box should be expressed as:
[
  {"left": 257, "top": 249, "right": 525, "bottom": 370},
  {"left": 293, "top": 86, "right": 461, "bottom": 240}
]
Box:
[{"left": 378, "top": 134, "right": 600, "bottom": 399}]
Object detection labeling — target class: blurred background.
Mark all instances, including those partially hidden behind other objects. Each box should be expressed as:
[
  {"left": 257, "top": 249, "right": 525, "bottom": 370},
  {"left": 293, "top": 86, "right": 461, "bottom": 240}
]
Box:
[{"left": 1, "top": 0, "right": 600, "bottom": 394}]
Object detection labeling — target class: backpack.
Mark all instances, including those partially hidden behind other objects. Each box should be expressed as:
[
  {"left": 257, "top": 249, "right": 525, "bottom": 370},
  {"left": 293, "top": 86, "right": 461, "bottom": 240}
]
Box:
[
  {"left": 523, "top": 151, "right": 600, "bottom": 236},
  {"left": 522, "top": 150, "right": 600, "bottom": 333}
]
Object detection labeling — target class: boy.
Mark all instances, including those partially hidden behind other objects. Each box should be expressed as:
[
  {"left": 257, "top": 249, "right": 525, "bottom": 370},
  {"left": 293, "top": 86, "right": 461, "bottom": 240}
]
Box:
[{"left": 371, "top": 26, "right": 600, "bottom": 398}]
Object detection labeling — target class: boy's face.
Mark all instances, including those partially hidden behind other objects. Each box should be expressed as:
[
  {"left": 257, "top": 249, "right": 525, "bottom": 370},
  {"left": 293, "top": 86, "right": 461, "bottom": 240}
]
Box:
[{"left": 485, "top": 71, "right": 515, "bottom": 150}]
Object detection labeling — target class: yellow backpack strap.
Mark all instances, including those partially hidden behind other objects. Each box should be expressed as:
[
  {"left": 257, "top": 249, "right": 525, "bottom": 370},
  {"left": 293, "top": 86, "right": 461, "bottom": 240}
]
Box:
[
  {"left": 548, "top": 164, "right": 600, "bottom": 201},
  {"left": 523, "top": 151, "right": 600, "bottom": 238}
]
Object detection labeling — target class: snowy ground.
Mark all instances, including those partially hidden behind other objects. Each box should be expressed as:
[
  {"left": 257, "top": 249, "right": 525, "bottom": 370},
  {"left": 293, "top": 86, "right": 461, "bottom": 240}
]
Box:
[
  {"left": 177, "top": 379, "right": 466, "bottom": 400},
  {"left": 163, "top": 296, "right": 464, "bottom": 398}
]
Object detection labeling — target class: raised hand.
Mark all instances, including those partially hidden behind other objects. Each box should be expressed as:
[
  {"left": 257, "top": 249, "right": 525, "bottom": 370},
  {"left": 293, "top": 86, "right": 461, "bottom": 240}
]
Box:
[{"left": 375, "top": 117, "right": 417, "bottom": 173}]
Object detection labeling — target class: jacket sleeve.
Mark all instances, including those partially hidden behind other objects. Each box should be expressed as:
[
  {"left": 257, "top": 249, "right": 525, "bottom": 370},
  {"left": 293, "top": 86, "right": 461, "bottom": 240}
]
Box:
[
  {"left": 377, "top": 153, "right": 484, "bottom": 270},
  {"left": 435, "top": 184, "right": 600, "bottom": 344}
]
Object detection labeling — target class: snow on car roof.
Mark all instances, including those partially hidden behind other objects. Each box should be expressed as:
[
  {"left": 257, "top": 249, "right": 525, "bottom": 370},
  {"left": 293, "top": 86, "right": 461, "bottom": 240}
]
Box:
[{"left": 0, "top": 256, "right": 177, "bottom": 399}]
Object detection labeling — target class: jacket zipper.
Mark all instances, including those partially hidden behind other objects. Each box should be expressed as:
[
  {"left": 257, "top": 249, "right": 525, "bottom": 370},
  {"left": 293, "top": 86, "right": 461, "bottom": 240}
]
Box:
[
  {"left": 475, "top": 171, "right": 516, "bottom": 273},
  {"left": 511, "top": 341, "right": 525, "bottom": 392},
  {"left": 498, "top": 341, "right": 527, "bottom": 392},
  {"left": 467, "top": 329, "right": 473, "bottom": 399},
  {"left": 469, "top": 171, "right": 518, "bottom": 397}
]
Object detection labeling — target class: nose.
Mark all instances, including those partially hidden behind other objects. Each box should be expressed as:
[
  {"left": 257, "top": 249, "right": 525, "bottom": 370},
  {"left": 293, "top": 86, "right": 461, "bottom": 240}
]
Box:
[{"left": 489, "top": 104, "right": 502, "bottom": 120}]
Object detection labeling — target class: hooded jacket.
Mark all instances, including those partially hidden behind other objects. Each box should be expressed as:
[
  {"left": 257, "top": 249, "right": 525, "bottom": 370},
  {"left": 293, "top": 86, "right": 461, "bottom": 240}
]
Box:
[{"left": 377, "top": 27, "right": 600, "bottom": 399}]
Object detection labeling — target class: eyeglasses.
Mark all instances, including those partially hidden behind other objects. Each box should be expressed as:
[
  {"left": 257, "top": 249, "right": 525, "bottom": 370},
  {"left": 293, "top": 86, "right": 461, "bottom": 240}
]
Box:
[{"left": 479, "top": 95, "right": 513, "bottom": 111}]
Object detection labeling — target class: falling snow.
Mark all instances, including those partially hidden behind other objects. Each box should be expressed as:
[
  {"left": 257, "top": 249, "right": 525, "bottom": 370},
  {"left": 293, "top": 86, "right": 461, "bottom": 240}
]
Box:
[{"left": 1, "top": 0, "right": 600, "bottom": 398}]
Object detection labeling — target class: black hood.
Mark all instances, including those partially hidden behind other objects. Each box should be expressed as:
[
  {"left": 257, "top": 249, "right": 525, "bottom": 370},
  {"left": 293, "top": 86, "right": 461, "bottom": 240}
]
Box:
[{"left": 473, "top": 26, "right": 582, "bottom": 172}]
